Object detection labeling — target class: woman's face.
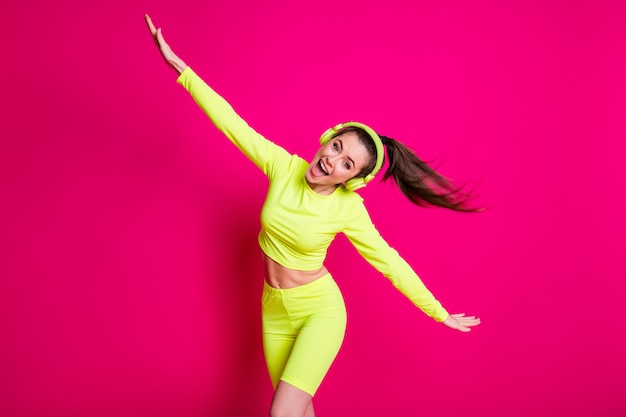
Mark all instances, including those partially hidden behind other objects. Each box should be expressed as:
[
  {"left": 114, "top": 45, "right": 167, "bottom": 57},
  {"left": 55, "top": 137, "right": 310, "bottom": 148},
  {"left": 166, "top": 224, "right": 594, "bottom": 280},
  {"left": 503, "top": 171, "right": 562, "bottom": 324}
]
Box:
[{"left": 305, "top": 131, "right": 372, "bottom": 195}]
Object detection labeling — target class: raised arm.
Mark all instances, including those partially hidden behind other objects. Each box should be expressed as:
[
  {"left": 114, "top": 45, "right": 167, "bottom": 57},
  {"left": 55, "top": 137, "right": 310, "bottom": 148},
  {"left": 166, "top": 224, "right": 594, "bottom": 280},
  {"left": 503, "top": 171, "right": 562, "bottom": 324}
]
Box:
[{"left": 144, "top": 15, "right": 292, "bottom": 177}]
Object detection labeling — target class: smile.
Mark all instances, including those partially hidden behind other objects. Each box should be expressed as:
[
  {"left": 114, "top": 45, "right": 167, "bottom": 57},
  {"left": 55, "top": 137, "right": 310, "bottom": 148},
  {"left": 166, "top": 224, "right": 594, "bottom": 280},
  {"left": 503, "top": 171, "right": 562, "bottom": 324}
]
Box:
[{"left": 318, "top": 160, "right": 329, "bottom": 175}]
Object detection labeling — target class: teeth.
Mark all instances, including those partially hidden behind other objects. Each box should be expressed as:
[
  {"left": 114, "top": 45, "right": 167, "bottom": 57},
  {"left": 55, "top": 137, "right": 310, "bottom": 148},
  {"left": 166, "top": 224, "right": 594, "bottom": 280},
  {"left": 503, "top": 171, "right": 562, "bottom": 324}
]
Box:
[{"left": 319, "top": 160, "right": 328, "bottom": 175}]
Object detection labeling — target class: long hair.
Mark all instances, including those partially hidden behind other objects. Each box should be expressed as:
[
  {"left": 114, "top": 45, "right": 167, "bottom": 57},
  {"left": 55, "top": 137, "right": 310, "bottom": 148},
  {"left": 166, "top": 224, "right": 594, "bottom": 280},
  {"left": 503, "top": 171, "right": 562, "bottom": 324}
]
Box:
[{"left": 347, "top": 128, "right": 480, "bottom": 212}]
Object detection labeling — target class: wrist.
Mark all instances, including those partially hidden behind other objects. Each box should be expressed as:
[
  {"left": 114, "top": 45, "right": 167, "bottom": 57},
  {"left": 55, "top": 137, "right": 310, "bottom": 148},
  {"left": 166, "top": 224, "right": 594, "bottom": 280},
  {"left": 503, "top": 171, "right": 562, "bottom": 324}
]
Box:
[{"left": 168, "top": 58, "right": 188, "bottom": 75}]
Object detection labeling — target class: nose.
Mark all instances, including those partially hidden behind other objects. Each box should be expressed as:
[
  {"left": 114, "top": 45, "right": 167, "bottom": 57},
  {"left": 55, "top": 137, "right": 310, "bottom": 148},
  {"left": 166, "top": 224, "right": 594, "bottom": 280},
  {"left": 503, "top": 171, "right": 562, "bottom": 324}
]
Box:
[{"left": 324, "top": 155, "right": 337, "bottom": 169}]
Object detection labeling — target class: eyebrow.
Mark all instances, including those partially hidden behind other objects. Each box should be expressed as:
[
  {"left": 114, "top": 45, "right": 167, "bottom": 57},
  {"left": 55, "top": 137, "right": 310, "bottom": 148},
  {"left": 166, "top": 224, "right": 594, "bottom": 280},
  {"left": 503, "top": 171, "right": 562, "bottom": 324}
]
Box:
[{"left": 337, "top": 139, "right": 355, "bottom": 168}]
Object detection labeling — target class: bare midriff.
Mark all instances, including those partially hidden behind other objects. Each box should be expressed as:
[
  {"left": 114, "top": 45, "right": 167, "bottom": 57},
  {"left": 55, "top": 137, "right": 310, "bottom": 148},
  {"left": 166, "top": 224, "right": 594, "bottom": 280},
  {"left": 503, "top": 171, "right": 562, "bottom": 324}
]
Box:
[{"left": 263, "top": 253, "right": 329, "bottom": 289}]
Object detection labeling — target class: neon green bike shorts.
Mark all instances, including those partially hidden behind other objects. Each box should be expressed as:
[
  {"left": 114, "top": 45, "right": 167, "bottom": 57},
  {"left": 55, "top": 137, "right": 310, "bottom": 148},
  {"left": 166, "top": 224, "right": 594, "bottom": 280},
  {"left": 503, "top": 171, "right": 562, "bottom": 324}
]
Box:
[{"left": 262, "top": 273, "right": 347, "bottom": 396}]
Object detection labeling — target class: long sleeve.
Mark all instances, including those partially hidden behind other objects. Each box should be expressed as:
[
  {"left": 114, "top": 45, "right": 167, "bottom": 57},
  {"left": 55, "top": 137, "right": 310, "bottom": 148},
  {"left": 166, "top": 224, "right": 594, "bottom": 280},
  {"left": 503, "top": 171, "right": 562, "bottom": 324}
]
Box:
[
  {"left": 176, "top": 67, "right": 292, "bottom": 178},
  {"left": 343, "top": 200, "right": 449, "bottom": 322}
]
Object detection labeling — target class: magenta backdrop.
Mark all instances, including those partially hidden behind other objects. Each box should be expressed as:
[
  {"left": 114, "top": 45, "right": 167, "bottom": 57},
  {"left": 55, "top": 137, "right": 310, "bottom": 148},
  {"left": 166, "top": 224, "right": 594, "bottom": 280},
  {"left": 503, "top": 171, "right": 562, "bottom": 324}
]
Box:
[{"left": 2, "top": 1, "right": 625, "bottom": 416}]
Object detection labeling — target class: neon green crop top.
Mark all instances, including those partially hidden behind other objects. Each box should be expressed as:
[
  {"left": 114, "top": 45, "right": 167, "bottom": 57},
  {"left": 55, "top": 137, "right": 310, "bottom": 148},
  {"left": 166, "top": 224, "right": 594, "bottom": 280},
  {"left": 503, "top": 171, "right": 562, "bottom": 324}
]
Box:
[{"left": 177, "top": 67, "right": 449, "bottom": 322}]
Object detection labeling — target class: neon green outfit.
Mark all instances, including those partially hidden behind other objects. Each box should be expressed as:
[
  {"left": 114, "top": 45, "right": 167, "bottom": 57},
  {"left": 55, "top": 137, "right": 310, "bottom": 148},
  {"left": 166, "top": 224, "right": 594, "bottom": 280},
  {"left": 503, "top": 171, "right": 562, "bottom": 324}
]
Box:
[{"left": 177, "top": 67, "right": 449, "bottom": 395}]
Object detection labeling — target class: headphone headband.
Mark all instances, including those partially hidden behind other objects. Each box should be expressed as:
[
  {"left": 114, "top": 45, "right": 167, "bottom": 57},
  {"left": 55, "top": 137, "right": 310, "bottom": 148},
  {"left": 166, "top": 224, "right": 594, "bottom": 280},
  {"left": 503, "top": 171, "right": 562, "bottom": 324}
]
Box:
[{"left": 319, "top": 122, "right": 385, "bottom": 191}]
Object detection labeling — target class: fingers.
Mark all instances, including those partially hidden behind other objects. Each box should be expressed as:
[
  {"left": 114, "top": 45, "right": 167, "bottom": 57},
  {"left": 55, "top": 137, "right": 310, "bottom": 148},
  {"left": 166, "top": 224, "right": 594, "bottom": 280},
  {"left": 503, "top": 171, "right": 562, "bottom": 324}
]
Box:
[
  {"left": 456, "top": 321, "right": 477, "bottom": 332},
  {"left": 156, "top": 28, "right": 167, "bottom": 47},
  {"left": 460, "top": 319, "right": 481, "bottom": 329},
  {"left": 451, "top": 313, "right": 480, "bottom": 323},
  {"left": 451, "top": 313, "right": 475, "bottom": 318},
  {"left": 459, "top": 316, "right": 480, "bottom": 323},
  {"left": 144, "top": 14, "right": 157, "bottom": 35},
  {"left": 145, "top": 14, "right": 169, "bottom": 51},
  {"left": 448, "top": 312, "right": 481, "bottom": 332}
]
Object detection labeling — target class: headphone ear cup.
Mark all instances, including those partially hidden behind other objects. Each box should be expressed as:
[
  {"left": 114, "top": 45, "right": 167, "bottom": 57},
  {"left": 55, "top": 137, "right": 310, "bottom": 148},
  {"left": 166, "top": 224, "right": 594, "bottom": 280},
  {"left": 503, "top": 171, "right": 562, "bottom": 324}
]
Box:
[
  {"left": 319, "top": 126, "right": 337, "bottom": 145},
  {"left": 344, "top": 177, "right": 366, "bottom": 191}
]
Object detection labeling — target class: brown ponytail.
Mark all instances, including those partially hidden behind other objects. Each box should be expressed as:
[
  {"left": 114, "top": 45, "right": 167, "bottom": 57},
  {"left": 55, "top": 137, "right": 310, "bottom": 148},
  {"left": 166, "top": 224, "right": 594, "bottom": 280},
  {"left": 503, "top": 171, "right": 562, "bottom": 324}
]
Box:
[
  {"left": 380, "top": 136, "right": 480, "bottom": 212},
  {"left": 341, "top": 127, "right": 480, "bottom": 212}
]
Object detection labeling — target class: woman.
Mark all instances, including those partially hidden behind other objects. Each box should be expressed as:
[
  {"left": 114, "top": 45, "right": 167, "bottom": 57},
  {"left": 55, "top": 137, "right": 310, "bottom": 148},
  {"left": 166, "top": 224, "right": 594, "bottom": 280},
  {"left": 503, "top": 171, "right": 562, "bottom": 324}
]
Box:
[{"left": 145, "top": 15, "right": 480, "bottom": 417}]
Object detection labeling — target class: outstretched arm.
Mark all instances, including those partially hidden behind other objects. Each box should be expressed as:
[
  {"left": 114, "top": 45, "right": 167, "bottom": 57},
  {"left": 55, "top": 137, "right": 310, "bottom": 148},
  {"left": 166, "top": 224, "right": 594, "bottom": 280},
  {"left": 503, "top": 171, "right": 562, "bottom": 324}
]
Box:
[
  {"left": 145, "top": 14, "right": 188, "bottom": 75},
  {"left": 344, "top": 200, "right": 481, "bottom": 333},
  {"left": 143, "top": 14, "right": 293, "bottom": 178}
]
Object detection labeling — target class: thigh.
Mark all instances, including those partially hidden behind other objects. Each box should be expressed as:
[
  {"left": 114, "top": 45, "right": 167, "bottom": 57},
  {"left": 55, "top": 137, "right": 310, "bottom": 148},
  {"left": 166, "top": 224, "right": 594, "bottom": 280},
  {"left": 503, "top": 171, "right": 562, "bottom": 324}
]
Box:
[
  {"left": 281, "top": 307, "right": 347, "bottom": 396},
  {"left": 270, "top": 380, "right": 314, "bottom": 417},
  {"left": 263, "top": 328, "right": 297, "bottom": 390},
  {"left": 262, "top": 283, "right": 298, "bottom": 389}
]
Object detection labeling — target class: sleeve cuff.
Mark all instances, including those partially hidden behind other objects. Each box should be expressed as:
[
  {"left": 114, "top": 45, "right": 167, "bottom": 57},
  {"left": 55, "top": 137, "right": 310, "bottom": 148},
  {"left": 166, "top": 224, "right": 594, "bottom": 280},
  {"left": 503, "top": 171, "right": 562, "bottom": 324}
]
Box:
[
  {"left": 434, "top": 310, "right": 449, "bottom": 322},
  {"left": 176, "top": 66, "right": 194, "bottom": 85}
]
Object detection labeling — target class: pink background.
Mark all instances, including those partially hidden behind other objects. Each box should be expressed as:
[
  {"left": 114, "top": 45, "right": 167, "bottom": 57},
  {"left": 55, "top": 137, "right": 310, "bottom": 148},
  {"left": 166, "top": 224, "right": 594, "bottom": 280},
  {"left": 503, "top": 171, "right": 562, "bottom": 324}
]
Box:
[{"left": 2, "top": 1, "right": 625, "bottom": 416}]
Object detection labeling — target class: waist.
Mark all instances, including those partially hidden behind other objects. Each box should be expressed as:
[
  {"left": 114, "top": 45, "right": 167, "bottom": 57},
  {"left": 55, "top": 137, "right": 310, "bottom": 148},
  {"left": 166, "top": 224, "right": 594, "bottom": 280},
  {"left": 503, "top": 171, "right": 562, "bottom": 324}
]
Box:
[
  {"left": 258, "top": 227, "right": 333, "bottom": 271},
  {"left": 263, "top": 253, "right": 329, "bottom": 289}
]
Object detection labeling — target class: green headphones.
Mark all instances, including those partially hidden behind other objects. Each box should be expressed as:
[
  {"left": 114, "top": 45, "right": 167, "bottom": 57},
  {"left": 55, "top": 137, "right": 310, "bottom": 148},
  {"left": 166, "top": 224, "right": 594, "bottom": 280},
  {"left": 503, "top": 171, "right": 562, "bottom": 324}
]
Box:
[{"left": 319, "top": 122, "right": 385, "bottom": 191}]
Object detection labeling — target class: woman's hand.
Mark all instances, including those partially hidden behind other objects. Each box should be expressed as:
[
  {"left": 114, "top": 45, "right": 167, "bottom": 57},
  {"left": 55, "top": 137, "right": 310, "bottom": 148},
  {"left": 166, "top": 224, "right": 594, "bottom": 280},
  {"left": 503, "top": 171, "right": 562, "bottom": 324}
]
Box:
[
  {"left": 442, "top": 313, "right": 481, "bottom": 332},
  {"left": 144, "top": 14, "right": 188, "bottom": 75}
]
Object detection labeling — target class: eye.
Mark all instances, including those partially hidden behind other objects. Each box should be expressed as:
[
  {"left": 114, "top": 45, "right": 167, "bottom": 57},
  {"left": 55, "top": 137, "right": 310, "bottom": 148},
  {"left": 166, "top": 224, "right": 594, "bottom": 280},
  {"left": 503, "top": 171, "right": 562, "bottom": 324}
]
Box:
[
  {"left": 343, "top": 161, "right": 350, "bottom": 169},
  {"left": 333, "top": 142, "right": 339, "bottom": 151}
]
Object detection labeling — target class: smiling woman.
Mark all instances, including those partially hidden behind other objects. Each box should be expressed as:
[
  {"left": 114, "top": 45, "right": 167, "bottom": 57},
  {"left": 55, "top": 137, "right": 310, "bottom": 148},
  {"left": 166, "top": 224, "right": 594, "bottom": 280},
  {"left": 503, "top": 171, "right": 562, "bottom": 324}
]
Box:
[{"left": 145, "top": 13, "right": 481, "bottom": 417}]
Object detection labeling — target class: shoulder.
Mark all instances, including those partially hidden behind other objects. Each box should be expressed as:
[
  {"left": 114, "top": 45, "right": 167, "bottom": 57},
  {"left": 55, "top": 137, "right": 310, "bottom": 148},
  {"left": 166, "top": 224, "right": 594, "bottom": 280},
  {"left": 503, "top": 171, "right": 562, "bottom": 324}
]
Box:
[
  {"left": 287, "top": 154, "right": 309, "bottom": 174},
  {"left": 336, "top": 188, "right": 370, "bottom": 220},
  {"left": 264, "top": 150, "right": 306, "bottom": 178},
  {"left": 338, "top": 187, "right": 366, "bottom": 205}
]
